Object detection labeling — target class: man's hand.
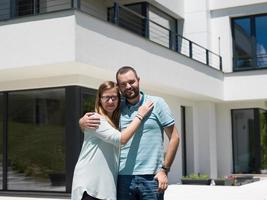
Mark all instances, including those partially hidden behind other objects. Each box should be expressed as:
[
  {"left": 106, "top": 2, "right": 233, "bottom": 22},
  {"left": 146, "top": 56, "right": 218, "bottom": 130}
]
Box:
[
  {"left": 79, "top": 112, "right": 100, "bottom": 131},
  {"left": 154, "top": 170, "right": 168, "bottom": 192}
]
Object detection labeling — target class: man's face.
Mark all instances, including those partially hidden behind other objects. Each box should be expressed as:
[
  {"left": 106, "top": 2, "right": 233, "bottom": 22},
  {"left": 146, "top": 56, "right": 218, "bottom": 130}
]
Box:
[{"left": 117, "top": 70, "right": 140, "bottom": 100}]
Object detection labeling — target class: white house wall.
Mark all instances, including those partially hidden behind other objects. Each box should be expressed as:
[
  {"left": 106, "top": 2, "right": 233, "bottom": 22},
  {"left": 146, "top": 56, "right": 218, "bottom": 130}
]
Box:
[
  {"left": 155, "top": 93, "right": 202, "bottom": 183},
  {"left": 209, "top": 0, "right": 267, "bottom": 10},
  {"left": 153, "top": 0, "right": 184, "bottom": 18},
  {"left": 0, "top": 11, "right": 75, "bottom": 70},
  {"left": 75, "top": 11, "right": 224, "bottom": 101},
  {"left": 209, "top": 16, "right": 232, "bottom": 72},
  {"left": 183, "top": 0, "right": 210, "bottom": 49},
  {"left": 224, "top": 70, "right": 267, "bottom": 101},
  {"left": 5, "top": 7, "right": 267, "bottom": 103}
]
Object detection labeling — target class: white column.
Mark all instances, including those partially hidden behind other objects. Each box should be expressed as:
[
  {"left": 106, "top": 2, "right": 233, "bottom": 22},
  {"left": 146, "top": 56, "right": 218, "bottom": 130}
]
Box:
[{"left": 195, "top": 101, "right": 218, "bottom": 178}]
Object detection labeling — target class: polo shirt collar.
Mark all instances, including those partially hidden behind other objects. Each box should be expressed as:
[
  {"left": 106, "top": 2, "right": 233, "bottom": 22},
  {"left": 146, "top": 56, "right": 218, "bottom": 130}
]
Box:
[{"left": 126, "top": 91, "right": 145, "bottom": 108}]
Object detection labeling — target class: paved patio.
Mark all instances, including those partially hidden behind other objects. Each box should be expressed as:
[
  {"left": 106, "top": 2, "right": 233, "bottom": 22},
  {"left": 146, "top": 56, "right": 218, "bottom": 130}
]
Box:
[
  {"left": 165, "top": 179, "right": 267, "bottom": 200},
  {"left": 0, "top": 179, "right": 266, "bottom": 200}
]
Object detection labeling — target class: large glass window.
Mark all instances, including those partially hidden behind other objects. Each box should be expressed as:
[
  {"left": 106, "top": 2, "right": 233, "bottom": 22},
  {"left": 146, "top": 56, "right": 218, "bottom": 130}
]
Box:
[
  {"left": 260, "top": 110, "right": 267, "bottom": 171},
  {"left": 7, "top": 89, "right": 66, "bottom": 191},
  {"left": 232, "top": 18, "right": 253, "bottom": 70},
  {"left": 232, "top": 109, "right": 256, "bottom": 173},
  {"left": 232, "top": 108, "right": 267, "bottom": 173},
  {"left": 81, "top": 88, "right": 96, "bottom": 115},
  {"left": 0, "top": 0, "right": 11, "bottom": 20},
  {"left": 0, "top": 93, "right": 3, "bottom": 189},
  {"left": 16, "top": 0, "right": 36, "bottom": 16},
  {"left": 79, "top": 88, "right": 96, "bottom": 148},
  {"left": 108, "top": 3, "right": 147, "bottom": 37},
  {"left": 0, "top": 87, "right": 97, "bottom": 194},
  {"left": 255, "top": 15, "right": 267, "bottom": 68},
  {"left": 232, "top": 14, "right": 267, "bottom": 71},
  {"left": 149, "top": 5, "right": 176, "bottom": 49},
  {"left": 15, "top": 0, "right": 71, "bottom": 17}
]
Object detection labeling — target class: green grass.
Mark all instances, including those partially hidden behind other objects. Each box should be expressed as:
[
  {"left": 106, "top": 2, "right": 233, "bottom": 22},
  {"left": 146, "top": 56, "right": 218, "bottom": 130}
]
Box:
[{"left": 7, "top": 121, "right": 65, "bottom": 179}]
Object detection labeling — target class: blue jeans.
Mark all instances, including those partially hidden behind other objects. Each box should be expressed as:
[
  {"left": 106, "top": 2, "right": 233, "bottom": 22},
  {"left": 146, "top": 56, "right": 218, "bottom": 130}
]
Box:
[{"left": 117, "top": 175, "right": 164, "bottom": 200}]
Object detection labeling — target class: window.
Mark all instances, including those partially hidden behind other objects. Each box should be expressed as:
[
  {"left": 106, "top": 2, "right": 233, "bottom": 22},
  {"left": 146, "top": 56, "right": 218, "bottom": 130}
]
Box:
[
  {"left": 15, "top": 0, "right": 72, "bottom": 17},
  {"left": 259, "top": 110, "right": 267, "bottom": 171},
  {"left": 7, "top": 89, "right": 66, "bottom": 191},
  {"left": 232, "top": 14, "right": 267, "bottom": 71},
  {"left": 0, "top": 87, "right": 96, "bottom": 194},
  {"left": 255, "top": 15, "right": 267, "bottom": 68},
  {"left": 149, "top": 5, "right": 177, "bottom": 49},
  {"left": 108, "top": 3, "right": 147, "bottom": 37},
  {"left": 232, "top": 108, "right": 267, "bottom": 173},
  {"left": 108, "top": 3, "right": 177, "bottom": 48},
  {"left": 78, "top": 87, "right": 96, "bottom": 150},
  {"left": 16, "top": 0, "right": 37, "bottom": 16},
  {"left": 0, "top": 93, "right": 3, "bottom": 189},
  {"left": 0, "top": 0, "right": 11, "bottom": 20}
]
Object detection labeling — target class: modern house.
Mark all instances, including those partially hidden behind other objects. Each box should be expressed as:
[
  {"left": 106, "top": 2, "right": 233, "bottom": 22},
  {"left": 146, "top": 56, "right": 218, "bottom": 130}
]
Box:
[{"left": 0, "top": 0, "right": 267, "bottom": 199}]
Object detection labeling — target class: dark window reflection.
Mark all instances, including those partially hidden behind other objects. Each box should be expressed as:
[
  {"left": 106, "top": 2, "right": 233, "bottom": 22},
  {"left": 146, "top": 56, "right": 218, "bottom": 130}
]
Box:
[
  {"left": 260, "top": 110, "right": 267, "bottom": 171},
  {"left": 15, "top": 0, "right": 72, "bottom": 17},
  {"left": 82, "top": 92, "right": 95, "bottom": 115},
  {"left": 108, "top": 3, "right": 146, "bottom": 37},
  {"left": 0, "top": 0, "right": 11, "bottom": 20},
  {"left": 79, "top": 88, "right": 96, "bottom": 149},
  {"left": 232, "top": 14, "right": 267, "bottom": 71},
  {"left": 232, "top": 18, "right": 253, "bottom": 70},
  {"left": 256, "top": 15, "right": 267, "bottom": 68},
  {"left": 232, "top": 108, "right": 267, "bottom": 173},
  {"left": 7, "top": 89, "right": 65, "bottom": 191},
  {"left": 232, "top": 109, "right": 256, "bottom": 173},
  {"left": 16, "top": 0, "right": 35, "bottom": 16},
  {"left": 0, "top": 93, "right": 3, "bottom": 189}
]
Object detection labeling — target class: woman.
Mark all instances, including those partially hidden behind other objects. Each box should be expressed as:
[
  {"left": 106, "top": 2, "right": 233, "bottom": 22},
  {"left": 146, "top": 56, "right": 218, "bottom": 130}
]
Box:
[{"left": 71, "top": 81, "right": 153, "bottom": 200}]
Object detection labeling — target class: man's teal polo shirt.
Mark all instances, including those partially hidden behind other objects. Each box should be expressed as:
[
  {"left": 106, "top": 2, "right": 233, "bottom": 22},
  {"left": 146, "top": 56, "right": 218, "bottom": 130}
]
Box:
[{"left": 119, "top": 92, "right": 175, "bottom": 175}]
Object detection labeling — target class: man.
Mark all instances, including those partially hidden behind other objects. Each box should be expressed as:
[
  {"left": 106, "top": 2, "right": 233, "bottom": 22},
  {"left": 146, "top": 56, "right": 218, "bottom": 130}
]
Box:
[{"left": 79, "top": 66, "right": 179, "bottom": 200}]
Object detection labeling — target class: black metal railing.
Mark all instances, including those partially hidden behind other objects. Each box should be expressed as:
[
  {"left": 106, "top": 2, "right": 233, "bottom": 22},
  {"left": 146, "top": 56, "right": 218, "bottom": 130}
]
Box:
[
  {"left": 0, "top": 0, "right": 223, "bottom": 71},
  {"left": 109, "top": 3, "right": 222, "bottom": 71}
]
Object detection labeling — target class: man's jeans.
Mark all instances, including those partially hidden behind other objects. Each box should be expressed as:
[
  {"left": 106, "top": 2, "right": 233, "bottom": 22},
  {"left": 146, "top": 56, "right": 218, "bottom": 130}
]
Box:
[{"left": 117, "top": 175, "right": 164, "bottom": 200}]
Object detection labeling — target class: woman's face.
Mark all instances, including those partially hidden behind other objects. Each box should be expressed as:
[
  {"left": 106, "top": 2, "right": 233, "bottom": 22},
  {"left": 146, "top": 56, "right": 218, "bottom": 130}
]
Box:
[{"left": 100, "top": 87, "right": 119, "bottom": 116}]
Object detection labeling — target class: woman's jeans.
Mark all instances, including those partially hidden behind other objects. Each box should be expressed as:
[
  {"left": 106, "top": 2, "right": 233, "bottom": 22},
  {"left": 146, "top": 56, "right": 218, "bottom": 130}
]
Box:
[{"left": 117, "top": 175, "right": 164, "bottom": 200}]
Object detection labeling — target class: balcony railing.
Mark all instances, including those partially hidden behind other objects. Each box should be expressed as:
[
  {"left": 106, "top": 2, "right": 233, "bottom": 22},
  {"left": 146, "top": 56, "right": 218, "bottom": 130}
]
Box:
[
  {"left": 109, "top": 4, "right": 222, "bottom": 71},
  {"left": 0, "top": 0, "right": 223, "bottom": 71}
]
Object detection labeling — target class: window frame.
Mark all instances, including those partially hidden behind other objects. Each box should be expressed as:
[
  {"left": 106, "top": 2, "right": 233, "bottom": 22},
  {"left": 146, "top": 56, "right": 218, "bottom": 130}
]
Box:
[
  {"left": 0, "top": 86, "right": 96, "bottom": 196},
  {"left": 232, "top": 13, "right": 267, "bottom": 71},
  {"left": 231, "top": 108, "right": 267, "bottom": 174}
]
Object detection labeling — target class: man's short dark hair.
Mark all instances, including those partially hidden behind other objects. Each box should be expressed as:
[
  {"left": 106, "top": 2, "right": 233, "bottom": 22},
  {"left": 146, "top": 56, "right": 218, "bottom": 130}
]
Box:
[{"left": 116, "top": 66, "right": 139, "bottom": 83}]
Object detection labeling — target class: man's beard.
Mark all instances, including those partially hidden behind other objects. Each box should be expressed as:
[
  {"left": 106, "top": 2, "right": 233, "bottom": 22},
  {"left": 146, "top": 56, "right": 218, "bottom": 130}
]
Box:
[{"left": 122, "top": 87, "right": 139, "bottom": 100}]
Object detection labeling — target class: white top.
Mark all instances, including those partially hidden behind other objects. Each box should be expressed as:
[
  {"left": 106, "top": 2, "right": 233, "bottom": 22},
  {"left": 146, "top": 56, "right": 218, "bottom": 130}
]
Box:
[{"left": 71, "top": 116, "right": 121, "bottom": 200}]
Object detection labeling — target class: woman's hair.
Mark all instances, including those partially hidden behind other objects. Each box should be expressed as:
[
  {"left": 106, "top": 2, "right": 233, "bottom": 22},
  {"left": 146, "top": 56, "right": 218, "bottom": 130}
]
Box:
[{"left": 95, "top": 81, "right": 121, "bottom": 129}]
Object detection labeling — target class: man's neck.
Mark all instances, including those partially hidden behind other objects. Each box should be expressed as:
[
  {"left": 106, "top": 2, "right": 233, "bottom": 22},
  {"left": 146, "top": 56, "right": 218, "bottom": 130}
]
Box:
[{"left": 127, "top": 94, "right": 140, "bottom": 105}]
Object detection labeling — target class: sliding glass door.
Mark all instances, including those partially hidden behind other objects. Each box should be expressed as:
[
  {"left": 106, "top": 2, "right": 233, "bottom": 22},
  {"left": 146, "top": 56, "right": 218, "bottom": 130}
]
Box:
[{"left": 232, "top": 108, "right": 267, "bottom": 173}]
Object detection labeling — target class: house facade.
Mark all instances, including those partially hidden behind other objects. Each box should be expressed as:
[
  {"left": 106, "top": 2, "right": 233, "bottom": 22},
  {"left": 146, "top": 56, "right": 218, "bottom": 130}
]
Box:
[{"left": 0, "top": 0, "right": 267, "bottom": 198}]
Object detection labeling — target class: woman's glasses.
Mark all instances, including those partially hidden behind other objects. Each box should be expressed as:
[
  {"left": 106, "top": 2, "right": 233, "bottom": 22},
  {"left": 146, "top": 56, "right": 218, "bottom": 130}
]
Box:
[{"left": 101, "top": 96, "right": 118, "bottom": 102}]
